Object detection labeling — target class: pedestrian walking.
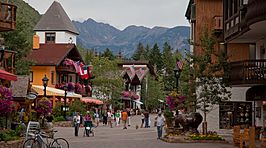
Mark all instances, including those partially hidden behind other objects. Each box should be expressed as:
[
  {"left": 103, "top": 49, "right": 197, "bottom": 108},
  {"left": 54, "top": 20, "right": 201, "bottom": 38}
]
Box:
[
  {"left": 94, "top": 111, "right": 100, "bottom": 127},
  {"left": 85, "top": 111, "right": 92, "bottom": 122},
  {"left": 122, "top": 109, "right": 128, "bottom": 129},
  {"left": 127, "top": 109, "right": 131, "bottom": 127},
  {"left": 156, "top": 112, "right": 165, "bottom": 139},
  {"left": 107, "top": 110, "right": 112, "bottom": 128},
  {"left": 141, "top": 112, "right": 144, "bottom": 128},
  {"left": 102, "top": 111, "right": 107, "bottom": 126},
  {"left": 144, "top": 110, "right": 149, "bottom": 128},
  {"left": 73, "top": 112, "right": 81, "bottom": 136},
  {"left": 115, "top": 110, "right": 121, "bottom": 126}
]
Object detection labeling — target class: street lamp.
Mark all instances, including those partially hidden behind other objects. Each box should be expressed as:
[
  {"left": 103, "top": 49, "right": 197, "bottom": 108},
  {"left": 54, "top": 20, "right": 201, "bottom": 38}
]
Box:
[
  {"left": 173, "top": 60, "right": 182, "bottom": 90},
  {"left": 42, "top": 75, "right": 49, "bottom": 97},
  {"left": 63, "top": 84, "right": 68, "bottom": 120}
]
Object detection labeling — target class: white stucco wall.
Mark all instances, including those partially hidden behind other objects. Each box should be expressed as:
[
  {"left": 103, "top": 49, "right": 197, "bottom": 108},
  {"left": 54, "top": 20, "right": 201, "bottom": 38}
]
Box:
[
  {"left": 36, "top": 32, "right": 45, "bottom": 44},
  {"left": 56, "top": 32, "right": 77, "bottom": 44},
  {"left": 35, "top": 31, "right": 77, "bottom": 44}
]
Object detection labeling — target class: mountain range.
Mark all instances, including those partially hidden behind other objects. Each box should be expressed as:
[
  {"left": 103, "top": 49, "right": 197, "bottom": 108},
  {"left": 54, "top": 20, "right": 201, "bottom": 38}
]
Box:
[{"left": 73, "top": 19, "right": 190, "bottom": 57}]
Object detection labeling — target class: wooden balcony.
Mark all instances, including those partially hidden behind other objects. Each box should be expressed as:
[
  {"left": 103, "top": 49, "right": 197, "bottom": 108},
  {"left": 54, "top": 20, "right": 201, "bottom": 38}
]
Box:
[
  {"left": 0, "top": 2, "right": 16, "bottom": 31},
  {"left": 56, "top": 65, "right": 76, "bottom": 73},
  {"left": 229, "top": 60, "right": 266, "bottom": 86},
  {"left": 245, "top": 0, "right": 266, "bottom": 27}
]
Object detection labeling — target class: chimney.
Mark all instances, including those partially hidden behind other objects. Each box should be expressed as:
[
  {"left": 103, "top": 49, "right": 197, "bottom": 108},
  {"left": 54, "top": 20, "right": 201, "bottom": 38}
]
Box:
[{"left": 33, "top": 34, "right": 40, "bottom": 49}]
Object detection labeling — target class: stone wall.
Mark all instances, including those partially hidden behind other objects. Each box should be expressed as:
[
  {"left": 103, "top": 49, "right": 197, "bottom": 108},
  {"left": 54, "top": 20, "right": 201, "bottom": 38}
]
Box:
[
  {"left": 0, "top": 139, "right": 23, "bottom": 148},
  {"left": 53, "top": 121, "right": 73, "bottom": 127}
]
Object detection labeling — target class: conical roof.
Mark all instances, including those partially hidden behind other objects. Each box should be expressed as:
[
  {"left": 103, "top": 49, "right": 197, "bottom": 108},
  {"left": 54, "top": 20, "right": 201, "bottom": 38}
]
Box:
[{"left": 34, "top": 1, "right": 79, "bottom": 35}]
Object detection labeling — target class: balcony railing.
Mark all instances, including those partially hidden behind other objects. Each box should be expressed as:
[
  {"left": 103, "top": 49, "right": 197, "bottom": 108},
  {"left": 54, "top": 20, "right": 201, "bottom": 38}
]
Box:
[
  {"left": 229, "top": 60, "right": 266, "bottom": 86},
  {"left": 0, "top": 2, "right": 16, "bottom": 31}
]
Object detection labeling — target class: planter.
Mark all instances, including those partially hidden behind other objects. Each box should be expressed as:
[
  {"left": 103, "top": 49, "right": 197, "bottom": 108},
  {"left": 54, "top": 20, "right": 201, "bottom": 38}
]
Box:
[
  {"left": 162, "top": 135, "right": 228, "bottom": 143},
  {"left": 0, "top": 138, "right": 24, "bottom": 148},
  {"left": 53, "top": 121, "right": 73, "bottom": 127}
]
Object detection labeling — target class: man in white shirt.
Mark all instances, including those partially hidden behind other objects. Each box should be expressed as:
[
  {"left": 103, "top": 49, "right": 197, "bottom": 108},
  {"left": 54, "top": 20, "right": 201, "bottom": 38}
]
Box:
[
  {"left": 156, "top": 112, "right": 165, "bottom": 139},
  {"left": 73, "top": 112, "right": 81, "bottom": 136}
]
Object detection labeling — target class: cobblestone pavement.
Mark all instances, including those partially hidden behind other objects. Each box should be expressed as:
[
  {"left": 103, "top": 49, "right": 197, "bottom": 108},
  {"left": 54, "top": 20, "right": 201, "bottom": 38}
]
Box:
[{"left": 54, "top": 114, "right": 233, "bottom": 148}]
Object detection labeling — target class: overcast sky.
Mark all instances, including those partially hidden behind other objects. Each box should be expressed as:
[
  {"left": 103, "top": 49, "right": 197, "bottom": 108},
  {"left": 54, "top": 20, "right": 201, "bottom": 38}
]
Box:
[{"left": 24, "top": 0, "right": 190, "bottom": 30}]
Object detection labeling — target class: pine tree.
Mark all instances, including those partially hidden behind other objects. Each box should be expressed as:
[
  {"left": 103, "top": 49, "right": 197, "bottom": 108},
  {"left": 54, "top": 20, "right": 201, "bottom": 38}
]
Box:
[
  {"left": 101, "top": 48, "right": 115, "bottom": 60},
  {"left": 132, "top": 43, "right": 145, "bottom": 60},
  {"left": 149, "top": 43, "right": 163, "bottom": 72},
  {"left": 161, "top": 42, "right": 175, "bottom": 91}
]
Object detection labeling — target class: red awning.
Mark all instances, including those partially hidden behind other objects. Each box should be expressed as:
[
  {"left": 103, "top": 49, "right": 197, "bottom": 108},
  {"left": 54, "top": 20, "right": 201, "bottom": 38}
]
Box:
[
  {"left": 0, "top": 69, "right": 17, "bottom": 81},
  {"left": 81, "top": 97, "right": 103, "bottom": 105}
]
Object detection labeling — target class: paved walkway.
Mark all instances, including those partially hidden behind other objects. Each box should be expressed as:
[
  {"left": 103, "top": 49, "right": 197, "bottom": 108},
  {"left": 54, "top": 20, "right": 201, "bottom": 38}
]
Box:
[{"left": 53, "top": 114, "right": 233, "bottom": 148}]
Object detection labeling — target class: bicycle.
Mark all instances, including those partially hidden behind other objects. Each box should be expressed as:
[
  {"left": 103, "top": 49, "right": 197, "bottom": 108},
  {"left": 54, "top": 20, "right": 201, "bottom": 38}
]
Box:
[{"left": 23, "top": 129, "right": 69, "bottom": 148}]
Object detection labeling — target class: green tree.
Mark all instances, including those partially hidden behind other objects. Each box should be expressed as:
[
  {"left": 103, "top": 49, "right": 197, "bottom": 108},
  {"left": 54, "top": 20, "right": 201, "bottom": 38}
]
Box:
[
  {"left": 69, "top": 99, "right": 86, "bottom": 115},
  {"left": 0, "top": 0, "right": 41, "bottom": 75},
  {"left": 161, "top": 42, "right": 175, "bottom": 91},
  {"left": 132, "top": 43, "right": 145, "bottom": 60},
  {"left": 92, "top": 57, "right": 124, "bottom": 108},
  {"left": 149, "top": 43, "right": 163, "bottom": 72},
  {"left": 0, "top": 16, "right": 34, "bottom": 75},
  {"left": 142, "top": 74, "right": 164, "bottom": 110},
  {"left": 189, "top": 30, "right": 231, "bottom": 134},
  {"left": 101, "top": 48, "right": 115, "bottom": 60},
  {"left": 144, "top": 44, "right": 150, "bottom": 60}
]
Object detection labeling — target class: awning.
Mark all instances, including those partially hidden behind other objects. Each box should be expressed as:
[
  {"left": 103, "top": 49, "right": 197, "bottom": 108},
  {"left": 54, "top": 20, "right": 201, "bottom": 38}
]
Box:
[
  {"left": 0, "top": 69, "right": 17, "bottom": 81},
  {"left": 32, "top": 85, "right": 82, "bottom": 98},
  {"left": 133, "top": 100, "right": 143, "bottom": 105},
  {"left": 81, "top": 97, "right": 103, "bottom": 105}
]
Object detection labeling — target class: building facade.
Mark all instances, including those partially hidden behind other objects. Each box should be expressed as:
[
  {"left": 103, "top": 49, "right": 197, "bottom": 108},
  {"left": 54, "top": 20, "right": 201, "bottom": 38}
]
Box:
[{"left": 185, "top": 0, "right": 263, "bottom": 131}]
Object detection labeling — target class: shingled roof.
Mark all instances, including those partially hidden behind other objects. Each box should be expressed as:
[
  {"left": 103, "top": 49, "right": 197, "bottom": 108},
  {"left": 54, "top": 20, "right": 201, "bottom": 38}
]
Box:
[
  {"left": 27, "top": 44, "right": 81, "bottom": 66},
  {"left": 34, "top": 1, "right": 79, "bottom": 35},
  {"left": 11, "top": 76, "right": 30, "bottom": 98}
]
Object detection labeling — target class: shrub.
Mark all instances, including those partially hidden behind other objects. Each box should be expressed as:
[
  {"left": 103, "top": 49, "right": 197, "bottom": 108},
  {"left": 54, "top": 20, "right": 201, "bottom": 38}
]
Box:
[
  {"left": 54, "top": 116, "right": 65, "bottom": 122},
  {"left": 36, "top": 97, "right": 52, "bottom": 116},
  {"left": 189, "top": 133, "right": 223, "bottom": 140},
  {"left": 0, "top": 129, "right": 19, "bottom": 141}
]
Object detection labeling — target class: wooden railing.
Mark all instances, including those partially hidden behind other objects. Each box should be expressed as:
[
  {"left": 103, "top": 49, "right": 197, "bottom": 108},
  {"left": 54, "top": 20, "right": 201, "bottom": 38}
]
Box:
[
  {"left": 229, "top": 60, "right": 266, "bottom": 85},
  {"left": 0, "top": 2, "right": 16, "bottom": 31}
]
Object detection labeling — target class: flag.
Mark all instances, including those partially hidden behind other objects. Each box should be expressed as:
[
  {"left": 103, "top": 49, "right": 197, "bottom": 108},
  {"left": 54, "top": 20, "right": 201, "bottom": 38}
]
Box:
[
  {"left": 88, "top": 65, "right": 93, "bottom": 79},
  {"left": 78, "top": 62, "right": 84, "bottom": 76},
  {"left": 81, "top": 66, "right": 88, "bottom": 79}
]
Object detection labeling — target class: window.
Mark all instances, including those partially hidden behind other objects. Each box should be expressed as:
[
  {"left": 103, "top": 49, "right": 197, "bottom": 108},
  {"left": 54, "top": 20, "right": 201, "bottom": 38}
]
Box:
[
  {"left": 51, "top": 71, "right": 54, "bottom": 84},
  {"left": 30, "top": 71, "right": 33, "bottom": 82},
  {"left": 219, "top": 101, "right": 252, "bottom": 129},
  {"left": 45, "top": 33, "right": 55, "bottom": 43}
]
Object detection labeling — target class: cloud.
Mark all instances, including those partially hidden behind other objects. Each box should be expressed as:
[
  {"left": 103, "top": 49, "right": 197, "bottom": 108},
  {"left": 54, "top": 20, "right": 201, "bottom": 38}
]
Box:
[{"left": 24, "top": 0, "right": 190, "bottom": 30}]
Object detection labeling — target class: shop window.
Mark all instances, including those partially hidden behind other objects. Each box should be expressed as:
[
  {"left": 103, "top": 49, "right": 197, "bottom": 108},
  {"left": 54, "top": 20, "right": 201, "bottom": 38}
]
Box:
[
  {"left": 51, "top": 71, "right": 54, "bottom": 84},
  {"left": 220, "top": 101, "right": 252, "bottom": 129}
]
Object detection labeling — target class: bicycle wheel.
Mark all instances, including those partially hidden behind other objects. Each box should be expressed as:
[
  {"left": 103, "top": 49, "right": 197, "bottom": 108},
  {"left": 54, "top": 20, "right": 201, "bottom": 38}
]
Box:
[
  {"left": 23, "top": 138, "right": 41, "bottom": 148},
  {"left": 51, "top": 138, "right": 69, "bottom": 148}
]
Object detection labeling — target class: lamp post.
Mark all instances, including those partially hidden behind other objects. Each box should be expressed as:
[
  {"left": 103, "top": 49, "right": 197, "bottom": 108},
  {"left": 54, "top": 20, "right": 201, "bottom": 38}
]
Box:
[
  {"left": 63, "top": 84, "right": 68, "bottom": 120},
  {"left": 173, "top": 68, "right": 181, "bottom": 90},
  {"left": 173, "top": 59, "right": 182, "bottom": 91},
  {"left": 42, "top": 75, "right": 49, "bottom": 97}
]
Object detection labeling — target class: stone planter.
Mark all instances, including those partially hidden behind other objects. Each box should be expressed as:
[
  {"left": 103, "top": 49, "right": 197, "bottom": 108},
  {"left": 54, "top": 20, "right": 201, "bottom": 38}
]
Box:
[
  {"left": 53, "top": 121, "right": 73, "bottom": 127},
  {"left": 0, "top": 138, "right": 24, "bottom": 148},
  {"left": 162, "top": 135, "right": 228, "bottom": 144}
]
